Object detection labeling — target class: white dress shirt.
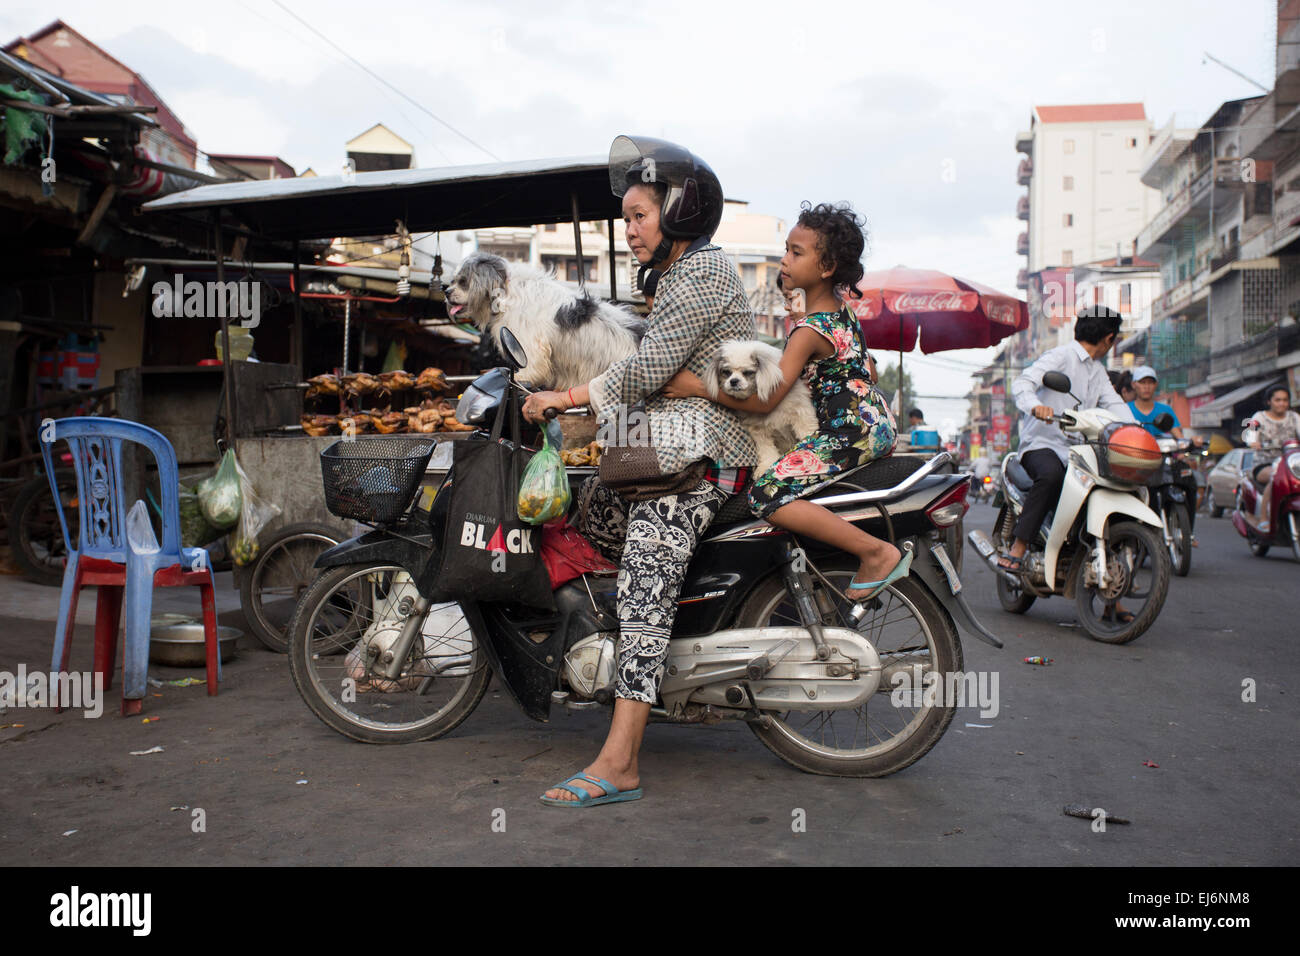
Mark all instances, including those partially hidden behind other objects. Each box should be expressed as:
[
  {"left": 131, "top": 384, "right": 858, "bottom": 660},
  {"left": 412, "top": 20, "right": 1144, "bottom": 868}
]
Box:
[{"left": 1012, "top": 340, "right": 1133, "bottom": 462}]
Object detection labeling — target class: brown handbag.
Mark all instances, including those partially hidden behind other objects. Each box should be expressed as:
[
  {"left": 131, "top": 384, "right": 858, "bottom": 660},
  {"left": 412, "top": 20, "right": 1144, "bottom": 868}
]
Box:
[
  {"left": 600, "top": 449, "right": 708, "bottom": 501},
  {"left": 598, "top": 403, "right": 709, "bottom": 500}
]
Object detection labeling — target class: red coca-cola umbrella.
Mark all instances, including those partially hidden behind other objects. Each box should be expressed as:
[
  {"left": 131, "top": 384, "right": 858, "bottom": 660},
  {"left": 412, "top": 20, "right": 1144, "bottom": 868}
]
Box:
[
  {"left": 838, "top": 266, "right": 1028, "bottom": 413},
  {"left": 844, "top": 266, "right": 1029, "bottom": 354}
]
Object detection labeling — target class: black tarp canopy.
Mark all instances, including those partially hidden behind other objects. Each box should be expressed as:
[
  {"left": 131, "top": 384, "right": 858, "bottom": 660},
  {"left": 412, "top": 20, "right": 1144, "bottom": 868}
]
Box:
[{"left": 140, "top": 155, "right": 622, "bottom": 239}]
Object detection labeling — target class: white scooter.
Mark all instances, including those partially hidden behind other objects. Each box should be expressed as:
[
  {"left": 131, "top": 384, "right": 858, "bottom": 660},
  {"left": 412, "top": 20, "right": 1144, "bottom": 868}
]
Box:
[{"left": 968, "top": 371, "right": 1173, "bottom": 644}]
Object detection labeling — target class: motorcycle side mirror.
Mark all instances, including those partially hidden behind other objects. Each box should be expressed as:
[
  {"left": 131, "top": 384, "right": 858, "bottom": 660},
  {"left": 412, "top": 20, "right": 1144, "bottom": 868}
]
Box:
[
  {"left": 1042, "top": 371, "right": 1072, "bottom": 393},
  {"left": 1241, "top": 417, "right": 1259, "bottom": 428},
  {"left": 1153, "top": 412, "right": 1175, "bottom": 432},
  {"left": 498, "top": 327, "right": 529, "bottom": 371}
]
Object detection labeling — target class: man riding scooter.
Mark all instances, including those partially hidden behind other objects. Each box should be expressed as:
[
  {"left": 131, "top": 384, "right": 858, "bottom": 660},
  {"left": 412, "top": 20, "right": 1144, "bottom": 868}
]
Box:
[{"left": 997, "top": 306, "right": 1135, "bottom": 613}]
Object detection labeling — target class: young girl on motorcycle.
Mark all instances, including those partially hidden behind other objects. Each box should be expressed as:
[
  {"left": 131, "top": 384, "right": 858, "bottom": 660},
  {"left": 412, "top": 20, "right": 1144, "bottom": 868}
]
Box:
[{"left": 663, "top": 201, "right": 906, "bottom": 600}]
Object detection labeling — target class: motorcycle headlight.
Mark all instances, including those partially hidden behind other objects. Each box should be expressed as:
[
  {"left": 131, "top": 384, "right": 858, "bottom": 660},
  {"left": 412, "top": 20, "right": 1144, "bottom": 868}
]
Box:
[{"left": 1287, "top": 452, "right": 1300, "bottom": 480}]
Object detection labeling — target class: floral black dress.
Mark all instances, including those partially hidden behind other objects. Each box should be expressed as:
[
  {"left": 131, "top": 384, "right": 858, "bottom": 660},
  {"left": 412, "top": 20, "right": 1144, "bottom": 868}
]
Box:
[{"left": 748, "top": 306, "right": 897, "bottom": 517}]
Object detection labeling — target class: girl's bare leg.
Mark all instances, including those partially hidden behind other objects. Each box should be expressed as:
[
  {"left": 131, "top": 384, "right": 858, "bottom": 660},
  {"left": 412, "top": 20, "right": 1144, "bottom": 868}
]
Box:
[
  {"left": 765, "top": 499, "right": 901, "bottom": 594},
  {"left": 543, "top": 698, "right": 649, "bottom": 801}
]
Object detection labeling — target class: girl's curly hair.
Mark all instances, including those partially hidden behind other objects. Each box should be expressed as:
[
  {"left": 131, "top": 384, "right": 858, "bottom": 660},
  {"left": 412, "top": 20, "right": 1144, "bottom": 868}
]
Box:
[{"left": 796, "top": 201, "right": 868, "bottom": 298}]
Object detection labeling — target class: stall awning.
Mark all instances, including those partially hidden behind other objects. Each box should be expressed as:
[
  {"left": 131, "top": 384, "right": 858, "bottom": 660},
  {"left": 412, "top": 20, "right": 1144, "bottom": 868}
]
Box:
[
  {"left": 1190, "top": 377, "right": 1283, "bottom": 427},
  {"left": 140, "top": 155, "right": 623, "bottom": 240}
]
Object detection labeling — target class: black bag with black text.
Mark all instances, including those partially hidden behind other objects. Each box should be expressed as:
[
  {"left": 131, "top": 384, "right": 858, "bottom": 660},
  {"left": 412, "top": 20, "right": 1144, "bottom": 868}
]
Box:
[{"left": 433, "top": 391, "right": 556, "bottom": 610}]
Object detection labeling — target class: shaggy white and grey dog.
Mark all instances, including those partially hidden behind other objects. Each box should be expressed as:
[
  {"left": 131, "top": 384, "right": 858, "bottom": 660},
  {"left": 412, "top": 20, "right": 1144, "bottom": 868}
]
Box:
[
  {"left": 445, "top": 252, "right": 645, "bottom": 390},
  {"left": 705, "top": 340, "right": 820, "bottom": 473}
]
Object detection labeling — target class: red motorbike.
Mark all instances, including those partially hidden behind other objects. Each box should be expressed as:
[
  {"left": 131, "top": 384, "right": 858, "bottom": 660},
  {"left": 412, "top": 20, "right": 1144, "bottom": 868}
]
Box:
[{"left": 1230, "top": 418, "right": 1300, "bottom": 561}]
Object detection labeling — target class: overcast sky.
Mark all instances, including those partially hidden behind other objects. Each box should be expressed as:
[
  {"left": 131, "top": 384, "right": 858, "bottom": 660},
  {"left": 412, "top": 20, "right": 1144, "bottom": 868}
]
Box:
[{"left": 2, "top": 0, "right": 1277, "bottom": 434}]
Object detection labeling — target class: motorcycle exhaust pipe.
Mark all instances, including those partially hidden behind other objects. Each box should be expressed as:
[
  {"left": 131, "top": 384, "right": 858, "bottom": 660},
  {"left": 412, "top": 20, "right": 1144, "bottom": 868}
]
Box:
[{"left": 967, "top": 529, "right": 1022, "bottom": 588}]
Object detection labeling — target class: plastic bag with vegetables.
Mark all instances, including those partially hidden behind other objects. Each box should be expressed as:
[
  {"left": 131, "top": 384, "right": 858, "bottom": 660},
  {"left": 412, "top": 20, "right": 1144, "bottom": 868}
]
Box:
[
  {"left": 197, "top": 450, "right": 242, "bottom": 530},
  {"left": 517, "top": 419, "right": 570, "bottom": 525},
  {"left": 229, "top": 455, "right": 281, "bottom": 567}
]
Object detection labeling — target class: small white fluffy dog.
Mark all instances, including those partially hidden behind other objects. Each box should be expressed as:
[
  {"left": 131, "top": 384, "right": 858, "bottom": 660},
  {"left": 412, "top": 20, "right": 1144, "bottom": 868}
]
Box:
[
  {"left": 705, "top": 340, "right": 819, "bottom": 473},
  {"left": 445, "top": 252, "right": 645, "bottom": 390}
]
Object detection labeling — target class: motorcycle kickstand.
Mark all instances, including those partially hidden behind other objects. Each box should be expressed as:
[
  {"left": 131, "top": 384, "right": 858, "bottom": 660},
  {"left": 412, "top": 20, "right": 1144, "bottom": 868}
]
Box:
[{"left": 738, "top": 680, "right": 772, "bottom": 729}]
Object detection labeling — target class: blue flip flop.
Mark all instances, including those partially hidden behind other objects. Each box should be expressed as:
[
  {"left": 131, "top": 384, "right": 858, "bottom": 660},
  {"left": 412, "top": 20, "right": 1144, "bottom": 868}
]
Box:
[
  {"left": 539, "top": 772, "right": 644, "bottom": 808},
  {"left": 845, "top": 548, "right": 914, "bottom": 602}
]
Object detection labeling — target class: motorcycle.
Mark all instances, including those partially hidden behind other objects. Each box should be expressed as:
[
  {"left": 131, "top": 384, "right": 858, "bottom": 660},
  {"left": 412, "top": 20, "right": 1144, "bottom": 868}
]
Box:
[
  {"left": 286, "top": 329, "right": 1003, "bottom": 778},
  {"left": 1149, "top": 436, "right": 1205, "bottom": 577},
  {"left": 1230, "top": 418, "right": 1300, "bottom": 561},
  {"left": 967, "top": 370, "right": 1173, "bottom": 644},
  {"left": 969, "top": 473, "right": 995, "bottom": 503}
]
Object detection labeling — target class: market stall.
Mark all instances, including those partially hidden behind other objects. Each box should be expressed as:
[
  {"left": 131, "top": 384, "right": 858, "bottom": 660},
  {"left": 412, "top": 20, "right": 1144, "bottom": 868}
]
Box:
[{"left": 138, "top": 156, "right": 626, "bottom": 649}]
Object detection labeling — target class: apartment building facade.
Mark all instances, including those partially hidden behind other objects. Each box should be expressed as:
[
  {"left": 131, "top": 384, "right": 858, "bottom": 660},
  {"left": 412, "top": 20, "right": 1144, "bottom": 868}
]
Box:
[{"left": 1133, "top": 1, "right": 1300, "bottom": 433}]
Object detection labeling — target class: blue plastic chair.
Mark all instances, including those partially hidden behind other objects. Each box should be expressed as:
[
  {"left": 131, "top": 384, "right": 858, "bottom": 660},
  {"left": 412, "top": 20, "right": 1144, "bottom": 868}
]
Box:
[{"left": 44, "top": 417, "right": 221, "bottom": 715}]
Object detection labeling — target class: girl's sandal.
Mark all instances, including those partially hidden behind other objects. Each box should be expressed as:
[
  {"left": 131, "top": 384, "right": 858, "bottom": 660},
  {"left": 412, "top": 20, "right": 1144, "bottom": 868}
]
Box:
[
  {"left": 996, "top": 553, "right": 1024, "bottom": 572},
  {"left": 845, "top": 548, "right": 914, "bottom": 602}
]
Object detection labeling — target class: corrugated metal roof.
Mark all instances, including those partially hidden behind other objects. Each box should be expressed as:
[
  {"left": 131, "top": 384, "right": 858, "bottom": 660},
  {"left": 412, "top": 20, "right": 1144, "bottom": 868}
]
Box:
[{"left": 141, "top": 155, "right": 622, "bottom": 240}]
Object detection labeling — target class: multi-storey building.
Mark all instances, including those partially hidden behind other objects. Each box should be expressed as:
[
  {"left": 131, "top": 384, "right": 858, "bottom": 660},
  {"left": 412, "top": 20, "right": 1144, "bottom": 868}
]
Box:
[{"left": 1015, "top": 103, "right": 1162, "bottom": 360}]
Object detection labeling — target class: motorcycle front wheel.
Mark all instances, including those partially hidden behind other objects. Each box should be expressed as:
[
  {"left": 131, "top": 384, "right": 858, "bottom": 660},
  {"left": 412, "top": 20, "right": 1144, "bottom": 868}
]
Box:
[
  {"left": 287, "top": 563, "right": 491, "bottom": 743},
  {"left": 1291, "top": 513, "right": 1300, "bottom": 563},
  {"left": 996, "top": 571, "right": 1037, "bottom": 613},
  {"left": 1163, "top": 502, "right": 1192, "bottom": 577},
  {"left": 735, "top": 558, "right": 962, "bottom": 778},
  {"left": 1074, "top": 522, "right": 1170, "bottom": 644}
]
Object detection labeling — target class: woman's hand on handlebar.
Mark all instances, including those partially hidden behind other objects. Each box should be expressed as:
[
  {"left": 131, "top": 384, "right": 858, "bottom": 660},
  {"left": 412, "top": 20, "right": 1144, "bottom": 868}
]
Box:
[
  {"left": 1032, "top": 404, "right": 1055, "bottom": 422},
  {"left": 522, "top": 390, "right": 569, "bottom": 423}
]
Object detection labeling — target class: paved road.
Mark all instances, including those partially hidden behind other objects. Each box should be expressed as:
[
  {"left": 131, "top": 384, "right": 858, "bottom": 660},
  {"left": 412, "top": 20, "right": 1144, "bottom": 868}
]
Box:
[{"left": 0, "top": 503, "right": 1294, "bottom": 866}]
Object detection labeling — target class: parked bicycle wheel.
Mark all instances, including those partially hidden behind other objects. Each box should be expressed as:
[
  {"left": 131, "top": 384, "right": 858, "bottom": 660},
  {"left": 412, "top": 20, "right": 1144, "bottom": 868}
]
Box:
[
  {"left": 240, "top": 522, "right": 343, "bottom": 652},
  {"left": 7, "top": 471, "right": 76, "bottom": 587}
]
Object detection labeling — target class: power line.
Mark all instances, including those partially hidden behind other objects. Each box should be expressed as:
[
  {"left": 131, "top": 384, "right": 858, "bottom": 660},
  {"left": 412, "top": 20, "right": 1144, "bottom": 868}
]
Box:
[
  {"left": 235, "top": 0, "right": 452, "bottom": 165},
  {"left": 269, "top": 0, "right": 501, "bottom": 163}
]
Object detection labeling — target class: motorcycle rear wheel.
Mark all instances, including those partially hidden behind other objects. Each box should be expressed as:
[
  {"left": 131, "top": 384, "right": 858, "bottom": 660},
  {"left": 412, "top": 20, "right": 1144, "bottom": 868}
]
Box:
[
  {"left": 1074, "top": 522, "right": 1170, "bottom": 644},
  {"left": 735, "top": 558, "right": 962, "bottom": 778},
  {"left": 287, "top": 563, "right": 491, "bottom": 743}
]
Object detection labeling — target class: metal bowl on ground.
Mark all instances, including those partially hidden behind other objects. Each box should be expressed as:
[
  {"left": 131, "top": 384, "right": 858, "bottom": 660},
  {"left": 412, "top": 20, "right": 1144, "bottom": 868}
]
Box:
[{"left": 149, "top": 622, "right": 241, "bottom": 666}]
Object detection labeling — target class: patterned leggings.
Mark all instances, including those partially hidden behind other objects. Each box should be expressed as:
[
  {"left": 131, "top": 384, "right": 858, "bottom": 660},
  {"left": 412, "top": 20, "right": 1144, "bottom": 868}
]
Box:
[{"left": 576, "top": 475, "right": 728, "bottom": 703}]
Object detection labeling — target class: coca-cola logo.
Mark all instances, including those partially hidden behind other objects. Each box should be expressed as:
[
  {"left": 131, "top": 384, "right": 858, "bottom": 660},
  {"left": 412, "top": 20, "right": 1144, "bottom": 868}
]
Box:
[
  {"left": 844, "top": 294, "right": 882, "bottom": 321},
  {"left": 983, "top": 300, "right": 1019, "bottom": 326},
  {"left": 886, "top": 290, "right": 977, "bottom": 313}
]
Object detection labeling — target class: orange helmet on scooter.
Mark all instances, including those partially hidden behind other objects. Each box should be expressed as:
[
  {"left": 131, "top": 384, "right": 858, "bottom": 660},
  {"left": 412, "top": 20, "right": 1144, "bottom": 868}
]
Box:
[{"left": 1099, "top": 424, "right": 1162, "bottom": 484}]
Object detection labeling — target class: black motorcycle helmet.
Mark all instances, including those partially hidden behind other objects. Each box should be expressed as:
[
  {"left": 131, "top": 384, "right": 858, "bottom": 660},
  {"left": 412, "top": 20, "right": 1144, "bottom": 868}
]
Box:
[{"left": 609, "top": 135, "right": 724, "bottom": 270}]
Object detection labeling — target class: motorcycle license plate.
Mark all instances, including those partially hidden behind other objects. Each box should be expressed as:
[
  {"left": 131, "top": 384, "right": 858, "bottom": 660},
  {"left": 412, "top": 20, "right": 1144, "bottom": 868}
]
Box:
[{"left": 930, "top": 542, "right": 962, "bottom": 594}]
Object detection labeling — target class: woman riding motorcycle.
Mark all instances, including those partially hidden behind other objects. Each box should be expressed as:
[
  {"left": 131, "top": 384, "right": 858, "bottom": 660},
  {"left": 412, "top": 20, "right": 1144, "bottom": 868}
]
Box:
[
  {"left": 1245, "top": 385, "right": 1300, "bottom": 533},
  {"left": 521, "top": 136, "right": 758, "bottom": 807}
]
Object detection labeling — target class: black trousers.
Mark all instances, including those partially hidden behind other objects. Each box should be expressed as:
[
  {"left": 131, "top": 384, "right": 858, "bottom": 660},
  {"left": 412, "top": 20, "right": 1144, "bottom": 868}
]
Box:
[{"left": 1014, "top": 448, "right": 1067, "bottom": 543}]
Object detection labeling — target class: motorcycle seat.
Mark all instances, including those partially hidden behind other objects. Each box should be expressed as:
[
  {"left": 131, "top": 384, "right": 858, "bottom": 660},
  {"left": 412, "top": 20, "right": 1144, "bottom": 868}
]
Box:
[
  {"left": 708, "top": 455, "right": 930, "bottom": 530},
  {"left": 1004, "top": 455, "right": 1034, "bottom": 492}
]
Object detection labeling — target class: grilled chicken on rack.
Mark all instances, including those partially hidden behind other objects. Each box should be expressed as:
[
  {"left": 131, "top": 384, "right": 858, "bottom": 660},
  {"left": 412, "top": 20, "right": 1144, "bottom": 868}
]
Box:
[
  {"left": 342, "top": 372, "right": 380, "bottom": 398},
  {"left": 415, "top": 366, "right": 449, "bottom": 393},
  {"left": 301, "top": 414, "right": 337, "bottom": 437},
  {"left": 370, "top": 410, "right": 407, "bottom": 434},
  {"left": 304, "top": 374, "right": 340, "bottom": 400},
  {"left": 377, "top": 370, "right": 417, "bottom": 393},
  {"left": 339, "top": 414, "right": 372, "bottom": 437}
]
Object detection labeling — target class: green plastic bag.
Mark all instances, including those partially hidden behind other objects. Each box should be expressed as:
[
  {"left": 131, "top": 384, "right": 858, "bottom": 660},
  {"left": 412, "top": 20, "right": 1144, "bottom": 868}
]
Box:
[
  {"left": 197, "top": 450, "right": 242, "bottom": 530},
  {"left": 517, "top": 420, "right": 570, "bottom": 525}
]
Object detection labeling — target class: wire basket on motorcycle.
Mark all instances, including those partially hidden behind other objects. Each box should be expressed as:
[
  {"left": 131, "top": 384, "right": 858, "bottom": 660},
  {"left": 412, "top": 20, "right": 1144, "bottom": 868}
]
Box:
[{"left": 320, "top": 436, "right": 437, "bottom": 524}]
